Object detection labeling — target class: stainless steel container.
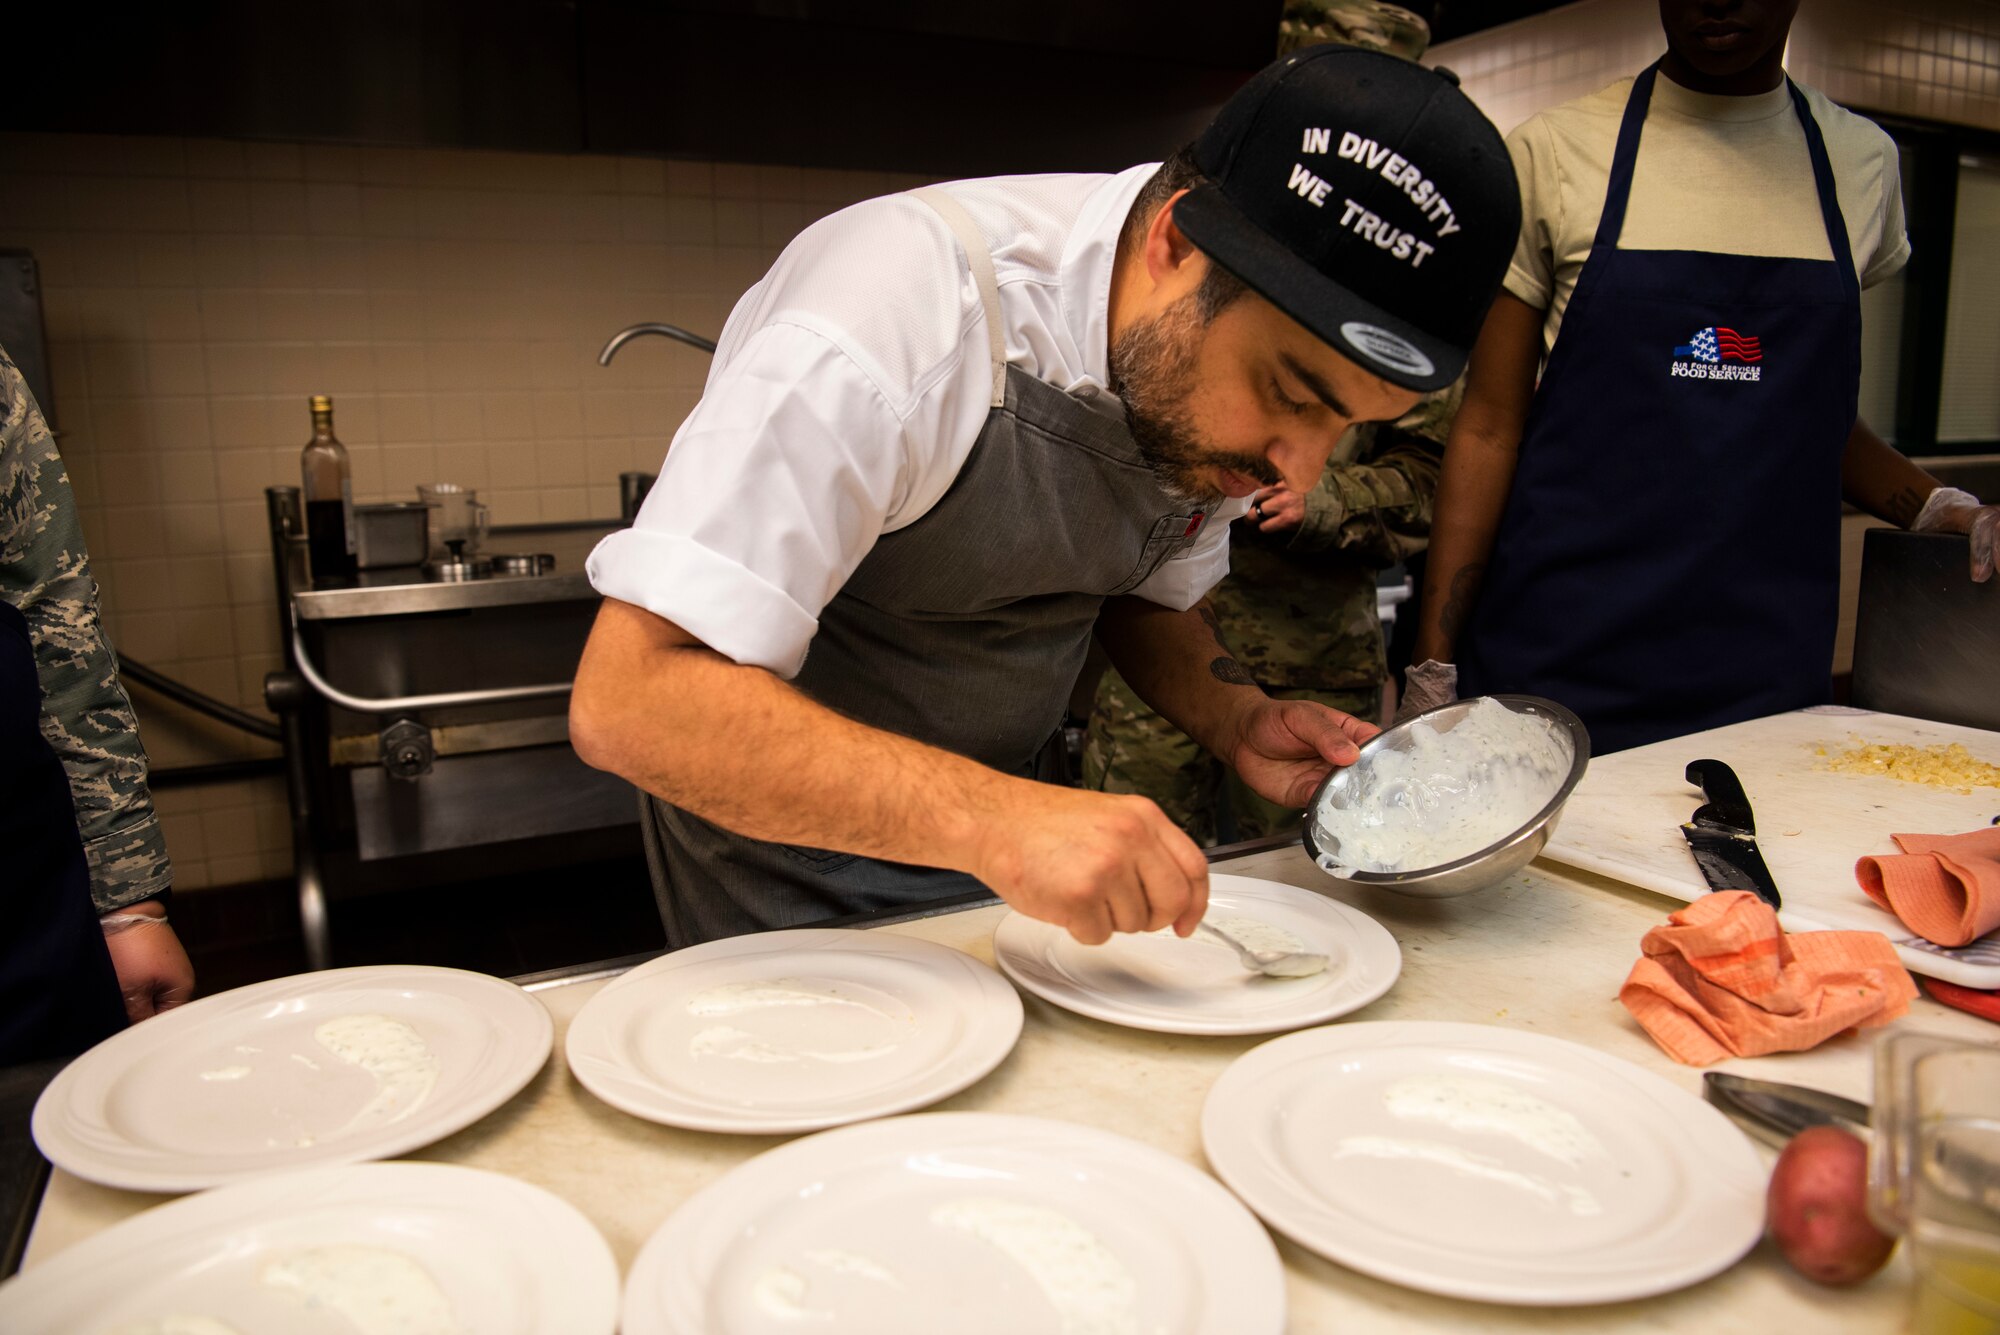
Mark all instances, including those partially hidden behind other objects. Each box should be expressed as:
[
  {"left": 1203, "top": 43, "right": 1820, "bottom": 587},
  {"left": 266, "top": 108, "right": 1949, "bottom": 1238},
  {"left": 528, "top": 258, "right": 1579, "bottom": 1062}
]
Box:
[
  {"left": 489, "top": 553, "right": 556, "bottom": 576},
  {"left": 354, "top": 502, "right": 431, "bottom": 569},
  {"left": 1303, "top": 695, "right": 1591, "bottom": 899}
]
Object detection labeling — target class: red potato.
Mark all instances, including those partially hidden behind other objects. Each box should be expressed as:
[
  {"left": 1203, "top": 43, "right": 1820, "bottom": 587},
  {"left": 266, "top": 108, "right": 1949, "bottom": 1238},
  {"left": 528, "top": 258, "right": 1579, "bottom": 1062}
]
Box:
[{"left": 1766, "top": 1125, "right": 1898, "bottom": 1285}]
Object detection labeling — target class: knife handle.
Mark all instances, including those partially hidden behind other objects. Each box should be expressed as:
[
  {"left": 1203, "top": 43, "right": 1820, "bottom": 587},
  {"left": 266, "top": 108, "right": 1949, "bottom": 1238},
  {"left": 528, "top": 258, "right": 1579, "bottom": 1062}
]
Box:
[{"left": 1686, "top": 758, "right": 1752, "bottom": 812}]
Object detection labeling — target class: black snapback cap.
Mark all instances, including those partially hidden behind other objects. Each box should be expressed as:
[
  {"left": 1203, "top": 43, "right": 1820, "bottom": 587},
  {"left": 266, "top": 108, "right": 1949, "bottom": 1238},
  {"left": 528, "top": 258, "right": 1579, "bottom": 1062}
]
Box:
[{"left": 1174, "top": 45, "right": 1520, "bottom": 392}]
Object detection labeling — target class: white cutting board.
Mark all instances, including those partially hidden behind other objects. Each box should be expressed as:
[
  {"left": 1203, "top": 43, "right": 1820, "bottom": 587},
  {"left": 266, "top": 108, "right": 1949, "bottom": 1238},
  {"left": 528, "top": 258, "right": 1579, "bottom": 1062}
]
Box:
[{"left": 1541, "top": 706, "right": 2000, "bottom": 988}]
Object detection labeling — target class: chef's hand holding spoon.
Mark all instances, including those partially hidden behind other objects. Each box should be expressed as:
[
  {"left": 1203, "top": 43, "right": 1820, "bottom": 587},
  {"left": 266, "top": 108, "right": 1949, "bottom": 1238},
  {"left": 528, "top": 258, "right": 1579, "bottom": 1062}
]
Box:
[{"left": 970, "top": 784, "right": 1210, "bottom": 947}]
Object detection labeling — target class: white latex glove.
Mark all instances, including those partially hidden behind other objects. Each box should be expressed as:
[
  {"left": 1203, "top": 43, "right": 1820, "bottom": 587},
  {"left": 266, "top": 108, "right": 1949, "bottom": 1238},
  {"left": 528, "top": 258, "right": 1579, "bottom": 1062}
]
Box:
[
  {"left": 1395, "top": 659, "right": 1459, "bottom": 725},
  {"left": 100, "top": 903, "right": 195, "bottom": 1023},
  {"left": 1912, "top": 486, "right": 2000, "bottom": 583}
]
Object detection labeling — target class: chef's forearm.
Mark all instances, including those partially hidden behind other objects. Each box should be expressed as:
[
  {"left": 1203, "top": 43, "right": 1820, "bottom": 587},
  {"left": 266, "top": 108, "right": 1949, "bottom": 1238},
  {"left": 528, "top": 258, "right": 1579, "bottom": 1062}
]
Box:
[
  {"left": 1839, "top": 416, "right": 1942, "bottom": 527},
  {"left": 1095, "top": 595, "right": 1264, "bottom": 763},
  {"left": 1411, "top": 293, "right": 1542, "bottom": 665},
  {"left": 570, "top": 598, "right": 1021, "bottom": 873}
]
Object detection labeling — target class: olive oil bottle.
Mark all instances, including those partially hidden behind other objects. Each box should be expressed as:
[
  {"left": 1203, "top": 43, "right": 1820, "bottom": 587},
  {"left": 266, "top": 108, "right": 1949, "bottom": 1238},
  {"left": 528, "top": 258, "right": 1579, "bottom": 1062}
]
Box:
[{"left": 300, "top": 394, "right": 356, "bottom": 580}]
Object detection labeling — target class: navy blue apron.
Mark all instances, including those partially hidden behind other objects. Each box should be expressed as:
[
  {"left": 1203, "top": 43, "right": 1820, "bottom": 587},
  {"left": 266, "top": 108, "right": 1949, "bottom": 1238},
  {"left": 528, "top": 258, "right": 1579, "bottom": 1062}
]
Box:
[
  {"left": 1460, "top": 65, "right": 1861, "bottom": 754},
  {"left": 0, "top": 599, "right": 127, "bottom": 1064}
]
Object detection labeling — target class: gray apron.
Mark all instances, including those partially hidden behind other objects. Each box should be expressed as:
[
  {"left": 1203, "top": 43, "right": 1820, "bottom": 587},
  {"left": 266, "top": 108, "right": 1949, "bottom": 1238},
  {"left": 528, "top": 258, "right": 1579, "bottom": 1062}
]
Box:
[{"left": 642, "top": 186, "right": 1212, "bottom": 947}]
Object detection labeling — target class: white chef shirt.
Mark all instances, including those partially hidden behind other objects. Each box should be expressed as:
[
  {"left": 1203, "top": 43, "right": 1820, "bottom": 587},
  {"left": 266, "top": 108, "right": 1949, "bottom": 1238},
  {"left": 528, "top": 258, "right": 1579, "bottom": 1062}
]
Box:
[{"left": 586, "top": 166, "right": 1242, "bottom": 679}]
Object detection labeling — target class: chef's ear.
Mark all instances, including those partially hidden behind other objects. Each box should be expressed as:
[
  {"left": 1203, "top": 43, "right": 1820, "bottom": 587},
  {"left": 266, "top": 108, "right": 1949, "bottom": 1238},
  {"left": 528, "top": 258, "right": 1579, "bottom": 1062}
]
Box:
[{"left": 1144, "top": 189, "right": 1204, "bottom": 285}]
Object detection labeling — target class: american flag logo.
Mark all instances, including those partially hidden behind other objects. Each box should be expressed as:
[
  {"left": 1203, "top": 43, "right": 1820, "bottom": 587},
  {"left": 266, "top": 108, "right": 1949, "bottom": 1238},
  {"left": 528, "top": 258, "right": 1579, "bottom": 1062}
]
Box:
[{"left": 1674, "top": 326, "right": 1762, "bottom": 364}]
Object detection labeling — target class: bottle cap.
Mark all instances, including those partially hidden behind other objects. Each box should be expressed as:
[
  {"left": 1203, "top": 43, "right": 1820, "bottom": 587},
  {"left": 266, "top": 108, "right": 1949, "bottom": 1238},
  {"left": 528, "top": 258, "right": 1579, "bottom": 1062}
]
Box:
[{"left": 309, "top": 395, "right": 333, "bottom": 413}]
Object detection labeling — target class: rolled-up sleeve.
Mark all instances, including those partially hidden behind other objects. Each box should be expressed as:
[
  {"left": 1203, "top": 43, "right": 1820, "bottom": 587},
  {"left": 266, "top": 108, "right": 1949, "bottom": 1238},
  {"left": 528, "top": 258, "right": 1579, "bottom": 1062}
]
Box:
[{"left": 587, "top": 321, "right": 913, "bottom": 678}]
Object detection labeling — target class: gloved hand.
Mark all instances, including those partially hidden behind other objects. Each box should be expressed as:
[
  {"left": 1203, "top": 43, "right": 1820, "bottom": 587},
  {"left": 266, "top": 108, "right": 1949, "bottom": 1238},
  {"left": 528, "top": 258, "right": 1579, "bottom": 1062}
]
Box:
[
  {"left": 100, "top": 902, "right": 195, "bottom": 1023},
  {"left": 1912, "top": 486, "right": 2000, "bottom": 583},
  {"left": 1394, "top": 659, "right": 1458, "bottom": 725}
]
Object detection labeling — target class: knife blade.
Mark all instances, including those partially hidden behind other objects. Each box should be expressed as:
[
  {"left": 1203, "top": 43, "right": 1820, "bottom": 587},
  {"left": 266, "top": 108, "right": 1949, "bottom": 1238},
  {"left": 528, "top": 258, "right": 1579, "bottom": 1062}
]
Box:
[
  {"left": 1680, "top": 758, "right": 1782, "bottom": 909},
  {"left": 1702, "top": 1072, "right": 1871, "bottom": 1147}
]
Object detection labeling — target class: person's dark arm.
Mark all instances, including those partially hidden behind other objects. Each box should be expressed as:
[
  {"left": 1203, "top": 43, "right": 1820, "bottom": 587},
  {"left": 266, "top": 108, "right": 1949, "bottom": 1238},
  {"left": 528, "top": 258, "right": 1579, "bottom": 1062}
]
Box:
[
  {"left": 1841, "top": 417, "right": 1999, "bottom": 581},
  {"left": 1411, "top": 293, "right": 1545, "bottom": 668},
  {"left": 1840, "top": 417, "right": 1944, "bottom": 526}
]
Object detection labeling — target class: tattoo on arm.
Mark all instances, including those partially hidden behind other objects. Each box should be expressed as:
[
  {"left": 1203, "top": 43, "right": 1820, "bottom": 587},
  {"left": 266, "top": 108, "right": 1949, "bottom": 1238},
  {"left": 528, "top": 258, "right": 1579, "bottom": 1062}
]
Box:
[
  {"left": 1885, "top": 484, "right": 1930, "bottom": 528},
  {"left": 1196, "top": 601, "right": 1257, "bottom": 686},
  {"left": 1197, "top": 601, "right": 1229, "bottom": 651},
  {"left": 1210, "top": 656, "right": 1258, "bottom": 686},
  {"left": 1438, "top": 562, "right": 1487, "bottom": 645}
]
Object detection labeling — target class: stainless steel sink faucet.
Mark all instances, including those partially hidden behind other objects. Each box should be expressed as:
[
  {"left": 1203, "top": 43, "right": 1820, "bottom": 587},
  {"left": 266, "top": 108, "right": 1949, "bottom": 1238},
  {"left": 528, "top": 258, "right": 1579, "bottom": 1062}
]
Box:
[{"left": 597, "top": 323, "right": 718, "bottom": 364}]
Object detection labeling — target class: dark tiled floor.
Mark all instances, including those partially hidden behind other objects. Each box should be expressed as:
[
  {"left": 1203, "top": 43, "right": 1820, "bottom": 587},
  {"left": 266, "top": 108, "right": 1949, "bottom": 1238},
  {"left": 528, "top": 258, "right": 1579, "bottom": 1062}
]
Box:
[{"left": 175, "top": 855, "right": 666, "bottom": 996}]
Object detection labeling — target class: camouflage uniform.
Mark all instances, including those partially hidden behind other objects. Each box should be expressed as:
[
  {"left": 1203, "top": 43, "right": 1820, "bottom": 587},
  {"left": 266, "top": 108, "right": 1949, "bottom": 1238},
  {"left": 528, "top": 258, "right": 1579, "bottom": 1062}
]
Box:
[
  {"left": 0, "top": 344, "right": 172, "bottom": 911},
  {"left": 1083, "top": 386, "right": 1457, "bottom": 845},
  {"left": 1277, "top": 1, "right": 1431, "bottom": 60}
]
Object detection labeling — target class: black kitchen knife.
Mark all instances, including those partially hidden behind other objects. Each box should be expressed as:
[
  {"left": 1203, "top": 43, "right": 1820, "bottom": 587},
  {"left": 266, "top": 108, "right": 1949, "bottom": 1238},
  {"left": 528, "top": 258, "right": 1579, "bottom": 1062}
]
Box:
[{"left": 1681, "top": 758, "right": 1782, "bottom": 909}]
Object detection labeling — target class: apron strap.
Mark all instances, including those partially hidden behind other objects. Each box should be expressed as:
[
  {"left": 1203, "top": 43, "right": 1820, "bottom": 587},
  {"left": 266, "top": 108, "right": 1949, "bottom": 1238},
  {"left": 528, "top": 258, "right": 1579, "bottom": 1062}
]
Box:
[
  {"left": 910, "top": 186, "right": 1007, "bottom": 408},
  {"left": 1589, "top": 63, "right": 1660, "bottom": 254},
  {"left": 1592, "top": 61, "right": 1858, "bottom": 299},
  {"left": 1788, "top": 80, "right": 1861, "bottom": 301}
]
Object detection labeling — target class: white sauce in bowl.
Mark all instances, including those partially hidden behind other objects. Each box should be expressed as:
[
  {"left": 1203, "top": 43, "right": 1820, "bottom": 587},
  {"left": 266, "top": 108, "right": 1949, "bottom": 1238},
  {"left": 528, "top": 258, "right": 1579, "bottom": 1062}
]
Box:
[{"left": 1313, "top": 698, "right": 1569, "bottom": 874}]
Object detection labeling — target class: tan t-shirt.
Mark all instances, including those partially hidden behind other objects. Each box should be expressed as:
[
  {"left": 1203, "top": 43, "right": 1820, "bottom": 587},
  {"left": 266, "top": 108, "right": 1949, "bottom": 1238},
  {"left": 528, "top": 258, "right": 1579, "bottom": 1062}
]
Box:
[{"left": 1505, "top": 72, "right": 1910, "bottom": 358}]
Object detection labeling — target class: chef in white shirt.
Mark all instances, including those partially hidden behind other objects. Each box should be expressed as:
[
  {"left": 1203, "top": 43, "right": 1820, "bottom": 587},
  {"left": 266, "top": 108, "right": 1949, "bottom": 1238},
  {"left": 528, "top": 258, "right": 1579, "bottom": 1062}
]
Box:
[{"left": 573, "top": 47, "right": 1520, "bottom": 948}]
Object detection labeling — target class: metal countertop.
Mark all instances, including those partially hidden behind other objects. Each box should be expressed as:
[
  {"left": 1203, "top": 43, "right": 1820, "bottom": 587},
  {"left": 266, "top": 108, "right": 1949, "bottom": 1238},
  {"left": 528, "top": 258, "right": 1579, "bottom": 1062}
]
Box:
[{"left": 291, "top": 523, "right": 615, "bottom": 621}]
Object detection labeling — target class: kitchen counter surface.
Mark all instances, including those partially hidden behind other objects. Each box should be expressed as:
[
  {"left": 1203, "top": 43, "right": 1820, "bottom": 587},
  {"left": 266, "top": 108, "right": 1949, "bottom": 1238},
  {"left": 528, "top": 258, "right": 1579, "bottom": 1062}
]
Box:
[{"left": 19, "top": 842, "right": 1995, "bottom": 1331}]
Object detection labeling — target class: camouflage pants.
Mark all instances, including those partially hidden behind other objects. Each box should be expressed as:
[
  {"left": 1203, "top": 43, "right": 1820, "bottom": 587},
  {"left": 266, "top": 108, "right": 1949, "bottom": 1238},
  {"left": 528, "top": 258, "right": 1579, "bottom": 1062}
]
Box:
[{"left": 1082, "top": 669, "right": 1381, "bottom": 848}]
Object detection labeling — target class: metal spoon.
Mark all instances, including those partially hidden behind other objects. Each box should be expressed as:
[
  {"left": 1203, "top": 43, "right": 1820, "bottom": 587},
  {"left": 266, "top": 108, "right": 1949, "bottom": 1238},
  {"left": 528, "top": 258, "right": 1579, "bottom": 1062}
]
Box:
[{"left": 1194, "top": 921, "right": 1328, "bottom": 978}]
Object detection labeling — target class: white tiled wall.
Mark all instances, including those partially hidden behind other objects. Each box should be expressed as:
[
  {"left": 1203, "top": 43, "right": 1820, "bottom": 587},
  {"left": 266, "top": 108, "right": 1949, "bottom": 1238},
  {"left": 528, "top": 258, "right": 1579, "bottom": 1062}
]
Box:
[
  {"left": 1423, "top": 0, "right": 1664, "bottom": 134},
  {"left": 1429, "top": 0, "right": 2000, "bottom": 134},
  {"left": 0, "top": 132, "right": 923, "bottom": 888},
  {"left": 1788, "top": 0, "right": 2000, "bottom": 131}
]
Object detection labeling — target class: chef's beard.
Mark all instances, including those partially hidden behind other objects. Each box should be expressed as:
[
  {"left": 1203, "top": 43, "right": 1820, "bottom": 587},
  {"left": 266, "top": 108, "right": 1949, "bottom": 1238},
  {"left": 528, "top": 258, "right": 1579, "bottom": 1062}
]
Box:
[{"left": 1109, "top": 290, "right": 1279, "bottom": 505}]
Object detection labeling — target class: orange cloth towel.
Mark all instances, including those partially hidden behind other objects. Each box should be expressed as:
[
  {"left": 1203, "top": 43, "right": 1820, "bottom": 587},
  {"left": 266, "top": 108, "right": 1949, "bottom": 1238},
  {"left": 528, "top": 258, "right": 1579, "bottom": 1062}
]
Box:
[
  {"left": 1855, "top": 826, "right": 2000, "bottom": 949},
  {"left": 1620, "top": 890, "right": 1917, "bottom": 1066}
]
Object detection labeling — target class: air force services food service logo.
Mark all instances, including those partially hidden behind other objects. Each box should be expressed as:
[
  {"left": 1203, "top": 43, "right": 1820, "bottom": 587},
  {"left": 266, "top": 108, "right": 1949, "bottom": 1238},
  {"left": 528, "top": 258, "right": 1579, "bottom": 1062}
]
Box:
[{"left": 1669, "top": 325, "right": 1763, "bottom": 381}]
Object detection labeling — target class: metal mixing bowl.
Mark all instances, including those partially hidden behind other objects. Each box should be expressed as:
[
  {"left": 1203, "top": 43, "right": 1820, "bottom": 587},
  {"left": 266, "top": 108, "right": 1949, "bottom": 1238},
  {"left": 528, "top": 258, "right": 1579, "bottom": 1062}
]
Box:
[{"left": 1302, "top": 694, "right": 1591, "bottom": 899}]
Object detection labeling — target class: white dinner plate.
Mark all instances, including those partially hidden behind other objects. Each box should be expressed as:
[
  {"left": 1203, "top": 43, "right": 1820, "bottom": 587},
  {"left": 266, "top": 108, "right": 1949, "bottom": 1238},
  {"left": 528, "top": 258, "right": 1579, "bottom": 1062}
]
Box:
[
  {"left": 34, "top": 965, "right": 553, "bottom": 1192},
  {"left": 1201, "top": 1021, "right": 1765, "bottom": 1306},
  {"left": 992, "top": 873, "right": 1402, "bottom": 1035},
  {"left": 0, "top": 1160, "right": 618, "bottom": 1333},
  {"left": 623, "top": 1111, "right": 1284, "bottom": 1335},
  {"left": 564, "top": 928, "right": 1023, "bottom": 1134}
]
